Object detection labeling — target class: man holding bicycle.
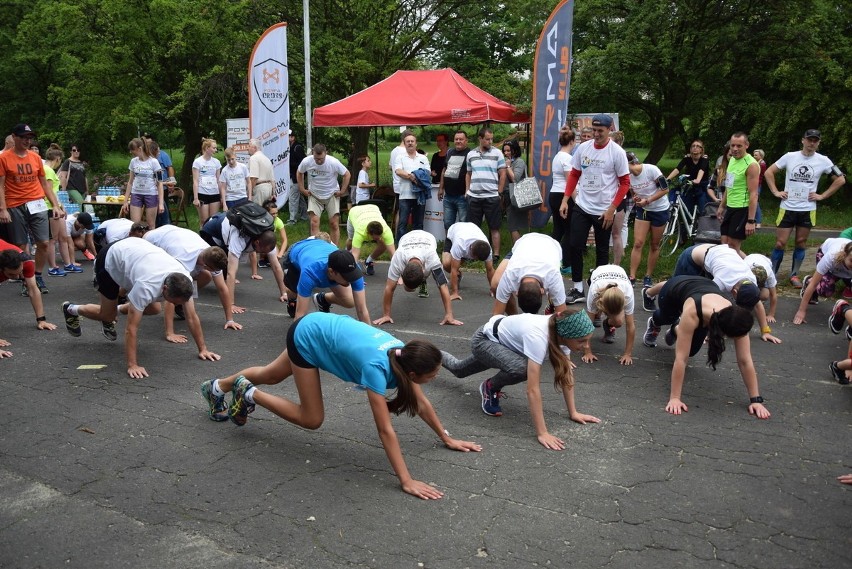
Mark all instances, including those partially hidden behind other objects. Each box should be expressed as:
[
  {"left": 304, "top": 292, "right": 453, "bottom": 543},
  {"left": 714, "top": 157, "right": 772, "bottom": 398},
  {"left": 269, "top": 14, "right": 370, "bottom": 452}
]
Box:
[{"left": 717, "top": 132, "right": 759, "bottom": 258}]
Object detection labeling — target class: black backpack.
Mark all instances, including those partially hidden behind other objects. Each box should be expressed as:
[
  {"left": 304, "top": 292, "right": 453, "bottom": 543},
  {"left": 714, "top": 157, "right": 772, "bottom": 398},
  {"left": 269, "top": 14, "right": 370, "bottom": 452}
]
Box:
[{"left": 226, "top": 202, "right": 274, "bottom": 238}]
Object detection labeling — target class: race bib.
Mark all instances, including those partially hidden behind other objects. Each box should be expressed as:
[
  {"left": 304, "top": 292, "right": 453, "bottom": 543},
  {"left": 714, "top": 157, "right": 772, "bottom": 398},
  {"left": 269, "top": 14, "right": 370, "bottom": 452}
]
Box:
[
  {"left": 724, "top": 172, "right": 735, "bottom": 188},
  {"left": 26, "top": 199, "right": 48, "bottom": 214},
  {"left": 200, "top": 176, "right": 217, "bottom": 189},
  {"left": 788, "top": 184, "right": 808, "bottom": 200},
  {"left": 581, "top": 173, "right": 602, "bottom": 188}
]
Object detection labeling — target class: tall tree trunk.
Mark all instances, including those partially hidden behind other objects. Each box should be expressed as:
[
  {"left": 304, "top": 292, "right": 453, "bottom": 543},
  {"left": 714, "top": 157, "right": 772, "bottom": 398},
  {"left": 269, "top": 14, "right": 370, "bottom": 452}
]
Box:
[
  {"left": 179, "top": 120, "right": 204, "bottom": 191},
  {"left": 645, "top": 114, "right": 684, "bottom": 165},
  {"left": 349, "top": 126, "right": 371, "bottom": 173}
]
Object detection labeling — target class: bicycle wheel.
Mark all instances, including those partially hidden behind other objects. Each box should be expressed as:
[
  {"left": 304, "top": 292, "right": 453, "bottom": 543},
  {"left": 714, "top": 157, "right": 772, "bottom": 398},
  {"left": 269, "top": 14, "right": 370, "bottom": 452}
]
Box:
[{"left": 660, "top": 209, "right": 681, "bottom": 256}]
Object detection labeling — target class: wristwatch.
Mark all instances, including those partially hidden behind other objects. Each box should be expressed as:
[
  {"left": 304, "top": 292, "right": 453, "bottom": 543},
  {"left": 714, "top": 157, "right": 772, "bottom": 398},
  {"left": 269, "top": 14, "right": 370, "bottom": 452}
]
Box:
[
  {"left": 749, "top": 396, "right": 764, "bottom": 404},
  {"left": 747, "top": 219, "right": 756, "bottom": 224}
]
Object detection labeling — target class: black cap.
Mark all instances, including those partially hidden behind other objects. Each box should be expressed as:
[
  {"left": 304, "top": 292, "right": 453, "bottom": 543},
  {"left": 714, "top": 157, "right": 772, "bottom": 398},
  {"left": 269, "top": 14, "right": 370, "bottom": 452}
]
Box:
[
  {"left": 11, "top": 124, "right": 36, "bottom": 137},
  {"left": 328, "top": 250, "right": 363, "bottom": 283},
  {"left": 803, "top": 129, "right": 821, "bottom": 140},
  {"left": 734, "top": 281, "right": 760, "bottom": 309},
  {"left": 591, "top": 114, "right": 613, "bottom": 128},
  {"left": 76, "top": 212, "right": 95, "bottom": 230}
]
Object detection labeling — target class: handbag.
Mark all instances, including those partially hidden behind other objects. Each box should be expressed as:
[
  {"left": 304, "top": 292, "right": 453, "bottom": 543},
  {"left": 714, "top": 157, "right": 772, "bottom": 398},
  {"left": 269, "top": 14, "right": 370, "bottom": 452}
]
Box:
[{"left": 509, "top": 177, "right": 543, "bottom": 211}]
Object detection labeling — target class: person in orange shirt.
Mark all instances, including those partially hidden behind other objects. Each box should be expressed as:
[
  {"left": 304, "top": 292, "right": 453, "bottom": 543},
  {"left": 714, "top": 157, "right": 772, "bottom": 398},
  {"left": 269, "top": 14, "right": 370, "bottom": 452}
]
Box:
[{"left": 0, "top": 124, "right": 64, "bottom": 294}]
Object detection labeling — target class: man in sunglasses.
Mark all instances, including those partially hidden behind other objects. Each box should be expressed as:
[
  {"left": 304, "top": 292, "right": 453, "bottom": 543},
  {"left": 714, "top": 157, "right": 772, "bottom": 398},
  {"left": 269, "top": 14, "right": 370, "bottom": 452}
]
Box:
[{"left": 0, "top": 124, "right": 65, "bottom": 295}]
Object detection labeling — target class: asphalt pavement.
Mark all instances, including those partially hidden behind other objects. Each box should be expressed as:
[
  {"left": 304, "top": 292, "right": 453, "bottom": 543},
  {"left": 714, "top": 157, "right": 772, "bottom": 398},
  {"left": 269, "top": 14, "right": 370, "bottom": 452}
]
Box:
[{"left": 1, "top": 254, "right": 850, "bottom": 569}]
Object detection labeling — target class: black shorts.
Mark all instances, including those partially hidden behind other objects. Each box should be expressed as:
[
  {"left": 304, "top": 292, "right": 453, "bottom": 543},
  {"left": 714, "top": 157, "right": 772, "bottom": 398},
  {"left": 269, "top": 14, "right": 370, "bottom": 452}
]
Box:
[
  {"left": 197, "top": 193, "right": 221, "bottom": 205},
  {"left": 283, "top": 257, "right": 301, "bottom": 294},
  {"left": 286, "top": 317, "right": 315, "bottom": 369},
  {"left": 466, "top": 196, "right": 502, "bottom": 231},
  {"left": 94, "top": 244, "right": 120, "bottom": 300},
  {"left": 776, "top": 209, "right": 815, "bottom": 229},
  {"left": 720, "top": 207, "right": 749, "bottom": 240}
]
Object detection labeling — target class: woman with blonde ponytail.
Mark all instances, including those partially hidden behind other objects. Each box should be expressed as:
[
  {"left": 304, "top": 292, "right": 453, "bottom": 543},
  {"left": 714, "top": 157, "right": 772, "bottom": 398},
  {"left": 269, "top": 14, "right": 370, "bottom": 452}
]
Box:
[
  {"left": 199, "top": 312, "right": 481, "bottom": 500},
  {"left": 441, "top": 306, "right": 599, "bottom": 450},
  {"left": 582, "top": 264, "right": 636, "bottom": 365}
]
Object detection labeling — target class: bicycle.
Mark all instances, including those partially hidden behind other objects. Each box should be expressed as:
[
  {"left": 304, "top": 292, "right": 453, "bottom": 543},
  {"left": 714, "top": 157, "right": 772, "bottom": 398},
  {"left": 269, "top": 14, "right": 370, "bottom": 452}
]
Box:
[{"left": 660, "top": 175, "right": 698, "bottom": 256}]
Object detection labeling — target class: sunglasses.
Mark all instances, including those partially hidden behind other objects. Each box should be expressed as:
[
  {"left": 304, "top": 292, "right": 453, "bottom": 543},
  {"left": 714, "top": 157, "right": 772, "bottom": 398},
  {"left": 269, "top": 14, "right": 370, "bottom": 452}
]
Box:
[{"left": 72, "top": 148, "right": 79, "bottom": 152}]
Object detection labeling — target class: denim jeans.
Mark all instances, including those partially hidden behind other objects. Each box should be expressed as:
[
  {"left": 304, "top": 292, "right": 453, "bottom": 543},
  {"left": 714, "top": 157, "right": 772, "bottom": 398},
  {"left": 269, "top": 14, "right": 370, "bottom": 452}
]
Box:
[
  {"left": 396, "top": 198, "right": 425, "bottom": 244},
  {"left": 442, "top": 194, "right": 468, "bottom": 230}
]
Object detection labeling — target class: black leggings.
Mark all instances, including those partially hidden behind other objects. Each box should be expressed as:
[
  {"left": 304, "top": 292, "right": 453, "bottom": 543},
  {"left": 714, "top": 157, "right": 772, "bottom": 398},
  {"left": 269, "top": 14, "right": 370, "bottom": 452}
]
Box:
[
  {"left": 549, "top": 193, "right": 572, "bottom": 267},
  {"left": 568, "top": 205, "right": 611, "bottom": 283}
]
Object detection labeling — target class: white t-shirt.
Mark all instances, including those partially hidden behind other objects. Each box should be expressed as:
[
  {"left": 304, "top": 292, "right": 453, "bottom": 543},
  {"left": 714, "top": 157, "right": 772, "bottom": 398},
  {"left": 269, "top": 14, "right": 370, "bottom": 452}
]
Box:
[
  {"left": 570, "top": 140, "right": 629, "bottom": 215},
  {"left": 817, "top": 238, "right": 852, "bottom": 279},
  {"left": 104, "top": 238, "right": 191, "bottom": 312},
  {"left": 144, "top": 224, "right": 221, "bottom": 277},
  {"left": 389, "top": 145, "right": 406, "bottom": 194},
  {"left": 129, "top": 157, "right": 162, "bottom": 196},
  {"left": 629, "top": 163, "right": 668, "bottom": 212},
  {"left": 355, "top": 170, "right": 371, "bottom": 204},
  {"left": 704, "top": 245, "right": 757, "bottom": 291},
  {"left": 550, "top": 151, "right": 572, "bottom": 194},
  {"left": 774, "top": 151, "right": 837, "bottom": 212},
  {"left": 193, "top": 156, "right": 222, "bottom": 196},
  {"left": 393, "top": 153, "right": 430, "bottom": 199},
  {"left": 298, "top": 155, "right": 348, "bottom": 199},
  {"left": 743, "top": 254, "right": 777, "bottom": 289},
  {"left": 220, "top": 162, "right": 250, "bottom": 202},
  {"left": 98, "top": 218, "right": 133, "bottom": 244},
  {"left": 65, "top": 213, "right": 93, "bottom": 238},
  {"left": 483, "top": 313, "right": 563, "bottom": 365},
  {"left": 586, "top": 264, "right": 635, "bottom": 315},
  {"left": 495, "top": 233, "right": 565, "bottom": 306},
  {"left": 446, "top": 222, "right": 492, "bottom": 262},
  {"left": 388, "top": 230, "right": 442, "bottom": 282}
]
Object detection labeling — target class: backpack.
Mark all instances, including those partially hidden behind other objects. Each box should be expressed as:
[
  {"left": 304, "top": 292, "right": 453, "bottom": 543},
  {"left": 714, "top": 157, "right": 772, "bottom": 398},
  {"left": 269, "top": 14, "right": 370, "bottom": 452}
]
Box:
[{"left": 226, "top": 202, "right": 274, "bottom": 238}]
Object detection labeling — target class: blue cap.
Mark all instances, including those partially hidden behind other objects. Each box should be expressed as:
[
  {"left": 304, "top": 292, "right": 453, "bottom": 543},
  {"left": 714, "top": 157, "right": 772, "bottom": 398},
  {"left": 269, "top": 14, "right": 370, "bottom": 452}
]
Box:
[{"left": 591, "top": 114, "right": 613, "bottom": 128}]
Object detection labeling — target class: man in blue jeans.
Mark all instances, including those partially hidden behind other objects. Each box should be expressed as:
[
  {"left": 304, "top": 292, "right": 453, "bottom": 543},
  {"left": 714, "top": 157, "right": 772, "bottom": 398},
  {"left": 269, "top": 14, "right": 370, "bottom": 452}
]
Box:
[{"left": 438, "top": 130, "right": 470, "bottom": 231}]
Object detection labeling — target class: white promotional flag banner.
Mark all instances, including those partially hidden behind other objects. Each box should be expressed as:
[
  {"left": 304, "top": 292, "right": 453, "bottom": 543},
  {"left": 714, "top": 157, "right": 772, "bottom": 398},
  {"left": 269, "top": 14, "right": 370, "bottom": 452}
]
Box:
[{"left": 248, "top": 23, "right": 290, "bottom": 207}]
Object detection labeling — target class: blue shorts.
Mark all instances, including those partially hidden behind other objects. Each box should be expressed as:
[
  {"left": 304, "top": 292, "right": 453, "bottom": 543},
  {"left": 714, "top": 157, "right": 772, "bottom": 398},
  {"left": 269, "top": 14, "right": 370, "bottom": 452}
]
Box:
[{"left": 634, "top": 207, "right": 670, "bottom": 227}]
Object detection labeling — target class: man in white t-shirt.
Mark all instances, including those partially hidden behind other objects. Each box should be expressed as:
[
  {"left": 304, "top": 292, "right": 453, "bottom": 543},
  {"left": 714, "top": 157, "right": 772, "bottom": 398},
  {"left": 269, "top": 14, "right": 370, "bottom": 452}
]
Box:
[
  {"left": 491, "top": 233, "right": 567, "bottom": 316},
  {"left": 62, "top": 211, "right": 96, "bottom": 262},
  {"left": 764, "top": 129, "right": 846, "bottom": 288},
  {"left": 93, "top": 218, "right": 149, "bottom": 253},
  {"left": 248, "top": 138, "right": 275, "bottom": 206},
  {"left": 558, "top": 114, "right": 629, "bottom": 304},
  {"left": 393, "top": 132, "right": 430, "bottom": 243},
  {"left": 144, "top": 224, "right": 240, "bottom": 332},
  {"left": 372, "top": 230, "right": 462, "bottom": 327},
  {"left": 297, "top": 143, "right": 351, "bottom": 245},
  {"left": 440, "top": 221, "right": 495, "bottom": 301},
  {"left": 61, "top": 238, "right": 221, "bottom": 379}
]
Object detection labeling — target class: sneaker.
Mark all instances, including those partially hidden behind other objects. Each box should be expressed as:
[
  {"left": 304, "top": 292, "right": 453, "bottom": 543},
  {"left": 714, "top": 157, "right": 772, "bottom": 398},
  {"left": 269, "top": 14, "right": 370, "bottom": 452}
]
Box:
[
  {"left": 789, "top": 275, "right": 803, "bottom": 289},
  {"left": 62, "top": 301, "right": 81, "bottom": 337},
  {"left": 287, "top": 299, "right": 297, "bottom": 318},
  {"left": 800, "top": 275, "right": 818, "bottom": 305},
  {"left": 643, "top": 276, "right": 653, "bottom": 288},
  {"left": 601, "top": 319, "right": 616, "bottom": 344},
  {"left": 312, "top": 292, "right": 331, "bottom": 313},
  {"left": 83, "top": 249, "right": 95, "bottom": 261},
  {"left": 829, "top": 300, "right": 849, "bottom": 334},
  {"left": 200, "top": 379, "right": 229, "bottom": 421},
  {"left": 592, "top": 314, "right": 603, "bottom": 328},
  {"left": 560, "top": 266, "right": 572, "bottom": 277},
  {"left": 286, "top": 219, "right": 297, "bottom": 225},
  {"left": 844, "top": 286, "right": 852, "bottom": 300},
  {"left": 174, "top": 304, "right": 186, "bottom": 321},
  {"left": 47, "top": 267, "right": 66, "bottom": 277},
  {"left": 365, "top": 261, "right": 375, "bottom": 276},
  {"left": 418, "top": 282, "right": 429, "bottom": 298},
  {"left": 258, "top": 259, "right": 270, "bottom": 269},
  {"left": 544, "top": 302, "right": 555, "bottom": 315},
  {"left": 642, "top": 287, "right": 657, "bottom": 312},
  {"left": 64, "top": 264, "right": 84, "bottom": 273},
  {"left": 566, "top": 288, "right": 585, "bottom": 304},
  {"left": 229, "top": 375, "right": 256, "bottom": 426},
  {"left": 664, "top": 322, "right": 678, "bottom": 346},
  {"left": 20, "top": 283, "right": 28, "bottom": 297},
  {"left": 493, "top": 255, "right": 500, "bottom": 264},
  {"left": 629, "top": 277, "right": 636, "bottom": 286},
  {"left": 643, "top": 316, "right": 661, "bottom": 347},
  {"left": 35, "top": 276, "right": 48, "bottom": 294},
  {"left": 829, "top": 362, "right": 850, "bottom": 385},
  {"left": 479, "top": 379, "right": 503, "bottom": 417},
  {"left": 101, "top": 320, "right": 117, "bottom": 341}
]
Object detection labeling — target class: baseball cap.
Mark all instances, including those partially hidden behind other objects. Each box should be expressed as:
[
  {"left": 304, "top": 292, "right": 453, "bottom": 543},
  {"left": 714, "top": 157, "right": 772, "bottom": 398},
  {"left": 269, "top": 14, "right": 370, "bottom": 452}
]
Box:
[
  {"left": 803, "top": 129, "right": 821, "bottom": 140},
  {"left": 590, "top": 114, "right": 613, "bottom": 128},
  {"left": 11, "top": 124, "right": 36, "bottom": 137},
  {"left": 76, "top": 212, "right": 95, "bottom": 230},
  {"left": 328, "top": 250, "right": 363, "bottom": 283},
  {"left": 626, "top": 151, "right": 640, "bottom": 164},
  {"left": 734, "top": 281, "right": 760, "bottom": 309}
]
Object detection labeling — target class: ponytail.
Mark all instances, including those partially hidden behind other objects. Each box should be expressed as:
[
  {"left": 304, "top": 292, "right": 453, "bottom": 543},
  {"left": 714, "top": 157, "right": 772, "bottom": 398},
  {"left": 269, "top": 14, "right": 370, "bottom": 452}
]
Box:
[
  {"left": 594, "top": 283, "right": 624, "bottom": 316},
  {"left": 386, "top": 340, "right": 441, "bottom": 416},
  {"left": 706, "top": 305, "right": 753, "bottom": 369},
  {"left": 547, "top": 314, "right": 575, "bottom": 391}
]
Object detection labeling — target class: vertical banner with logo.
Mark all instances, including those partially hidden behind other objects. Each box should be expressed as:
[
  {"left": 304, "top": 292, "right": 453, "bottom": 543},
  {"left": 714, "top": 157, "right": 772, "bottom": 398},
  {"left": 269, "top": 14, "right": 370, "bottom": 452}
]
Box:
[
  {"left": 226, "top": 118, "right": 251, "bottom": 165},
  {"left": 249, "top": 23, "right": 290, "bottom": 207},
  {"left": 529, "top": 0, "right": 574, "bottom": 228}
]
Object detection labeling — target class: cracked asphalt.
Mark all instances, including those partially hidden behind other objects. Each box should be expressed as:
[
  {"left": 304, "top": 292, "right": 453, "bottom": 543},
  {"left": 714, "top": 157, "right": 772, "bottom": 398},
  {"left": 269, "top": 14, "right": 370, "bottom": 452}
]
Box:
[{"left": 1, "top": 254, "right": 850, "bottom": 569}]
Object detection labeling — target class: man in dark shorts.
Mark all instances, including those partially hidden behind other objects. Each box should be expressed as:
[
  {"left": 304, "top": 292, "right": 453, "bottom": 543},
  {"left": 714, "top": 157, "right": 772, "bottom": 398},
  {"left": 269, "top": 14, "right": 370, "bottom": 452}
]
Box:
[{"left": 717, "top": 132, "right": 759, "bottom": 258}]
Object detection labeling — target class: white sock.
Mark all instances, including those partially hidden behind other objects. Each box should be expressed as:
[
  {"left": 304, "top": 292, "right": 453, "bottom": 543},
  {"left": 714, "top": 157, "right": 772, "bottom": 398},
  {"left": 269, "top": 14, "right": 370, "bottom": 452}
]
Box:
[
  {"left": 244, "top": 386, "right": 256, "bottom": 404},
  {"left": 212, "top": 380, "right": 226, "bottom": 397},
  {"left": 67, "top": 304, "right": 80, "bottom": 316},
  {"left": 366, "top": 255, "right": 373, "bottom": 264},
  {"left": 572, "top": 281, "right": 584, "bottom": 293}
]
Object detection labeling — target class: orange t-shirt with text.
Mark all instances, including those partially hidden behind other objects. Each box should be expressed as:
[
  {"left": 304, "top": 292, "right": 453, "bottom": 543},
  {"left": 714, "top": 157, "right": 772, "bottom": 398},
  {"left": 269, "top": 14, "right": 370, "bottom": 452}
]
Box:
[{"left": 0, "top": 150, "right": 46, "bottom": 208}]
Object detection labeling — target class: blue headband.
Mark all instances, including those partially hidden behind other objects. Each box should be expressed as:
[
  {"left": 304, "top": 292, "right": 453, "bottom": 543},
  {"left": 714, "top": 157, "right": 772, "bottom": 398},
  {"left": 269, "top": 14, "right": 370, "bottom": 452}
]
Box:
[{"left": 556, "top": 311, "right": 594, "bottom": 339}]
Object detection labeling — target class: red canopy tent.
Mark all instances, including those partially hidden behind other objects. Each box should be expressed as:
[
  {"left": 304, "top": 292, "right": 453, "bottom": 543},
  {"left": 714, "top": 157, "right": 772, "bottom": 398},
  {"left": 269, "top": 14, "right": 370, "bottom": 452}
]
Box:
[{"left": 313, "top": 69, "right": 528, "bottom": 127}]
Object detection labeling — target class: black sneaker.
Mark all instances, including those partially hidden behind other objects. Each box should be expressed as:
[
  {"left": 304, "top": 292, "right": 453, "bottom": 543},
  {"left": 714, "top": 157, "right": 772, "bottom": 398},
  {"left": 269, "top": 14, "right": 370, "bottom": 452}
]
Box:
[
  {"left": 829, "top": 300, "right": 848, "bottom": 334},
  {"left": 287, "top": 299, "right": 297, "bottom": 318},
  {"left": 601, "top": 318, "right": 616, "bottom": 344},
  {"left": 830, "top": 361, "right": 850, "bottom": 385},
  {"left": 312, "top": 292, "right": 331, "bottom": 313},
  {"left": 643, "top": 317, "right": 661, "bottom": 347},
  {"left": 566, "top": 288, "right": 585, "bottom": 304},
  {"left": 62, "top": 301, "right": 81, "bottom": 337},
  {"left": 35, "top": 275, "right": 48, "bottom": 294},
  {"left": 174, "top": 304, "right": 186, "bottom": 321},
  {"left": 102, "top": 320, "right": 117, "bottom": 341},
  {"left": 365, "top": 261, "right": 375, "bottom": 276},
  {"left": 642, "top": 287, "right": 657, "bottom": 312},
  {"left": 20, "top": 283, "right": 28, "bottom": 297},
  {"left": 801, "top": 275, "right": 818, "bottom": 305}
]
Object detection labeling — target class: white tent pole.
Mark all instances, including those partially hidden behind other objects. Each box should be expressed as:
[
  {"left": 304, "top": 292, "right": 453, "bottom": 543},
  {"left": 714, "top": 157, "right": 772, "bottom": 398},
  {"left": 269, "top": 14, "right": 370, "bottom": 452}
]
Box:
[{"left": 303, "top": 0, "right": 312, "bottom": 149}]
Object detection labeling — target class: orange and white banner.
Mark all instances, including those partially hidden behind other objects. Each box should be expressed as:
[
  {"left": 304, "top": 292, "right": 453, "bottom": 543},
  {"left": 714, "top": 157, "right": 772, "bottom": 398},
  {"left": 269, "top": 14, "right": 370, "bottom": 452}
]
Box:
[{"left": 248, "top": 23, "right": 290, "bottom": 207}]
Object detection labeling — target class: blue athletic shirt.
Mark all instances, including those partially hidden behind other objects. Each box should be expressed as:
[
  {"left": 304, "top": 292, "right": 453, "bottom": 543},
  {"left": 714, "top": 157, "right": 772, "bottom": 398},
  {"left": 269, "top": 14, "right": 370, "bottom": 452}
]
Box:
[
  {"left": 294, "top": 313, "right": 402, "bottom": 394},
  {"left": 289, "top": 238, "right": 366, "bottom": 298}
]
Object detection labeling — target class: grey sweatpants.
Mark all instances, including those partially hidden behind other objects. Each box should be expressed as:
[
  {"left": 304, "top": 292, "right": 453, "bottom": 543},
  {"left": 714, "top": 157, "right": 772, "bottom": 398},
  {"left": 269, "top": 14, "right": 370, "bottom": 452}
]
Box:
[{"left": 441, "top": 325, "right": 528, "bottom": 391}]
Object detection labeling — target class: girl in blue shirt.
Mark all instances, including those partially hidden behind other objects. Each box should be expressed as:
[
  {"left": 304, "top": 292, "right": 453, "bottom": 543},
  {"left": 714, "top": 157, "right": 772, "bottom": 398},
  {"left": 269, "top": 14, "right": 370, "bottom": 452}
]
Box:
[{"left": 200, "top": 312, "right": 481, "bottom": 499}]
